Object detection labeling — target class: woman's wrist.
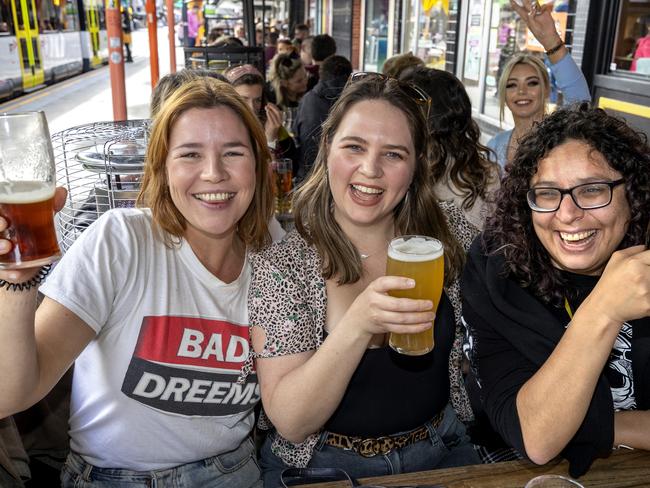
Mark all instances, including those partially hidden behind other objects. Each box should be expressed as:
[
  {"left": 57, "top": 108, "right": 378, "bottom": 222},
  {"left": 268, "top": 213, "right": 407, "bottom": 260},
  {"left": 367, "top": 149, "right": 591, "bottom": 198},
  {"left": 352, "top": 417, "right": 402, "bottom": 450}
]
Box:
[{"left": 545, "top": 40, "right": 565, "bottom": 56}]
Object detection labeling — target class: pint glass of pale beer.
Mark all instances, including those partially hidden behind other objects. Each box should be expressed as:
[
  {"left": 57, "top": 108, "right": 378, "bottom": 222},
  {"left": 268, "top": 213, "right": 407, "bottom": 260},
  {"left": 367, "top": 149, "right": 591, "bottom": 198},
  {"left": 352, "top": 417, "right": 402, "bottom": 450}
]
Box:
[
  {"left": 0, "top": 112, "right": 60, "bottom": 269},
  {"left": 387, "top": 235, "right": 444, "bottom": 356}
]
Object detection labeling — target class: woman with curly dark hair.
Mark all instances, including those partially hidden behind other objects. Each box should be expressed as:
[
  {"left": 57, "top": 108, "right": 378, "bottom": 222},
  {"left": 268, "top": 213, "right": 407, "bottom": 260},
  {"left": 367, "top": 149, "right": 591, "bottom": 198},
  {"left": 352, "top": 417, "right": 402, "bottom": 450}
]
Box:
[
  {"left": 462, "top": 104, "right": 650, "bottom": 478},
  {"left": 400, "top": 66, "right": 500, "bottom": 230}
]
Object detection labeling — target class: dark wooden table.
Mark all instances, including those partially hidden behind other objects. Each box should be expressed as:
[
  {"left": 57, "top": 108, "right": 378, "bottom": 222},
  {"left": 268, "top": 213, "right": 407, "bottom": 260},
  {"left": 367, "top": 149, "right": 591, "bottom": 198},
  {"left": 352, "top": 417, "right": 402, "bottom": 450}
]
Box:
[{"left": 296, "top": 449, "right": 650, "bottom": 487}]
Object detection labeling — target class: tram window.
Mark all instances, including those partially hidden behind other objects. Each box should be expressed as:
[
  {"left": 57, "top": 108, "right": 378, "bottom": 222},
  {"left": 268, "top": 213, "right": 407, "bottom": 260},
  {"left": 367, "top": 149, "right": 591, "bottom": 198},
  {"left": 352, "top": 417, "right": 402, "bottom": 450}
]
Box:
[
  {"left": 612, "top": 0, "right": 650, "bottom": 76},
  {"left": 61, "top": 0, "right": 79, "bottom": 30},
  {"left": 37, "top": 0, "right": 78, "bottom": 31},
  {"left": 0, "top": 0, "right": 13, "bottom": 35}
]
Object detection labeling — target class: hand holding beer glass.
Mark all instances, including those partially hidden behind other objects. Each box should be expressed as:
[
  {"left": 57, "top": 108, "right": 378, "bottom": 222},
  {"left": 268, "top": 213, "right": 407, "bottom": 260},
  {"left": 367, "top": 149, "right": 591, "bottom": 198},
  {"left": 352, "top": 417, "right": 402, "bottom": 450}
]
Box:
[
  {"left": 0, "top": 112, "right": 61, "bottom": 270},
  {"left": 387, "top": 235, "right": 444, "bottom": 355}
]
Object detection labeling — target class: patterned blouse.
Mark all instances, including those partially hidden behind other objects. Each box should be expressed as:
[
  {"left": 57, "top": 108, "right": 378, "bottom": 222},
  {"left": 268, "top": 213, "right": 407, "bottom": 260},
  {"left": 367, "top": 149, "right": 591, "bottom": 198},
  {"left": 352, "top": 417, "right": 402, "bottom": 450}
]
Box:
[{"left": 247, "top": 200, "right": 479, "bottom": 467}]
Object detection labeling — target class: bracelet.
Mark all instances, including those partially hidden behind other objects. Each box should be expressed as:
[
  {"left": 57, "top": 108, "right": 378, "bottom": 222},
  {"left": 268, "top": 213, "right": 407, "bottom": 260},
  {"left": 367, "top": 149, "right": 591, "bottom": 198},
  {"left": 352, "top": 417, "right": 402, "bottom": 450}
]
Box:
[
  {"left": 545, "top": 40, "right": 565, "bottom": 56},
  {"left": 0, "top": 264, "right": 52, "bottom": 292}
]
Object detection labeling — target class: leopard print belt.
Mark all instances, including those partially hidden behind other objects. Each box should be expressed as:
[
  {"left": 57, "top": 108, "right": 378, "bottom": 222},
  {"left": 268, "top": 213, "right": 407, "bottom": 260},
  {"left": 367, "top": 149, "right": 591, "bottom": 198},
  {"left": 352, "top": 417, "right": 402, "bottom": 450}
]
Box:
[{"left": 323, "top": 410, "right": 445, "bottom": 458}]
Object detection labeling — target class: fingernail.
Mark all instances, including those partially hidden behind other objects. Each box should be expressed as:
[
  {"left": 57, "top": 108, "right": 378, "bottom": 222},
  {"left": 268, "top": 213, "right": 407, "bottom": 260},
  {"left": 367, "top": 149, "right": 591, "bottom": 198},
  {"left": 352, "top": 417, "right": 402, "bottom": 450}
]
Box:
[
  {"left": 0, "top": 240, "right": 10, "bottom": 252},
  {"left": 406, "top": 279, "right": 415, "bottom": 287}
]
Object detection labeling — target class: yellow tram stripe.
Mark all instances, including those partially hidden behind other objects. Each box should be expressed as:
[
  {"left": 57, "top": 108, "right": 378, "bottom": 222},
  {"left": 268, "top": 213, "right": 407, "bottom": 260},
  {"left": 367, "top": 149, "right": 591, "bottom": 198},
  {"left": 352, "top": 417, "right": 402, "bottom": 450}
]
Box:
[{"left": 598, "top": 97, "right": 650, "bottom": 119}]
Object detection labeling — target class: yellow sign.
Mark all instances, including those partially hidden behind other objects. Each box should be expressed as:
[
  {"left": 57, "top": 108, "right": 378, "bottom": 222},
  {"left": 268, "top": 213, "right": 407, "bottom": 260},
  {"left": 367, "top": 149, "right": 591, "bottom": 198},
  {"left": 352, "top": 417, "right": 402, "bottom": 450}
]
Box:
[{"left": 421, "top": 0, "right": 448, "bottom": 14}]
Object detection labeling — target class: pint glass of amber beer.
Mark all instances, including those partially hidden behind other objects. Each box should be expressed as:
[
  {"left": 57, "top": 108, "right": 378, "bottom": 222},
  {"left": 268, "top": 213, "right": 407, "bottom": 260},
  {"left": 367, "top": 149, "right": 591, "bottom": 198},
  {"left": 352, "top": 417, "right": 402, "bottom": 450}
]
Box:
[
  {"left": 0, "top": 112, "right": 60, "bottom": 269},
  {"left": 272, "top": 158, "right": 293, "bottom": 215},
  {"left": 387, "top": 235, "right": 444, "bottom": 356}
]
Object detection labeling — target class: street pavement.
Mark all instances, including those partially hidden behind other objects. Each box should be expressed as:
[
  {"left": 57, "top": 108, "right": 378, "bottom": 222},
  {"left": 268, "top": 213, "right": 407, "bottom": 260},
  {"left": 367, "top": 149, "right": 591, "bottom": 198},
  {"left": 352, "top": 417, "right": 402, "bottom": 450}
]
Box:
[{"left": 0, "top": 29, "right": 184, "bottom": 134}]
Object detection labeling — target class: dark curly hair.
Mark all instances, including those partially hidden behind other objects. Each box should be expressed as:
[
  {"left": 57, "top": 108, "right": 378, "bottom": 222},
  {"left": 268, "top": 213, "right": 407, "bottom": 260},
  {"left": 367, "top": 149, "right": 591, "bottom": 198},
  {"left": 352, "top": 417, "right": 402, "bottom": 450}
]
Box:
[
  {"left": 484, "top": 104, "right": 650, "bottom": 307},
  {"left": 400, "top": 66, "right": 499, "bottom": 211}
]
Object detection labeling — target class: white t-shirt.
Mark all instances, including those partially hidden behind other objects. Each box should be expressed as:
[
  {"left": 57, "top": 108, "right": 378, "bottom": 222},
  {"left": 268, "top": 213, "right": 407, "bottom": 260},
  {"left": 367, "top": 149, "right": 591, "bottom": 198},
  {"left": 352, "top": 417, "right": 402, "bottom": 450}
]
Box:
[{"left": 41, "top": 209, "right": 259, "bottom": 470}]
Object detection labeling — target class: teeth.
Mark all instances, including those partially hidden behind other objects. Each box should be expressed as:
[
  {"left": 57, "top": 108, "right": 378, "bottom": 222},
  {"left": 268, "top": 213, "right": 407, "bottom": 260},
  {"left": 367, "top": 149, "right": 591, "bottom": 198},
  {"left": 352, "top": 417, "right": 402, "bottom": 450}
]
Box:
[
  {"left": 352, "top": 184, "right": 383, "bottom": 194},
  {"left": 194, "top": 192, "right": 234, "bottom": 202},
  {"left": 560, "top": 230, "right": 596, "bottom": 242}
]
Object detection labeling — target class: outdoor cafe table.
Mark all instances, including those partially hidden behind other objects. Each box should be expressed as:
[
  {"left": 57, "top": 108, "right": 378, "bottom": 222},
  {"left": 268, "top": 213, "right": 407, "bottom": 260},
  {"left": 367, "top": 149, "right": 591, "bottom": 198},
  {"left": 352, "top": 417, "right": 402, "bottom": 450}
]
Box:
[{"left": 296, "top": 448, "right": 650, "bottom": 487}]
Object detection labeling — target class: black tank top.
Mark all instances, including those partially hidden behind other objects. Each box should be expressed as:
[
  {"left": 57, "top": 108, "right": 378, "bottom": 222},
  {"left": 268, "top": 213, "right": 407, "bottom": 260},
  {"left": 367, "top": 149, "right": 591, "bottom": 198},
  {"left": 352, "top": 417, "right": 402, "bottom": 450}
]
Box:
[{"left": 324, "top": 294, "right": 455, "bottom": 437}]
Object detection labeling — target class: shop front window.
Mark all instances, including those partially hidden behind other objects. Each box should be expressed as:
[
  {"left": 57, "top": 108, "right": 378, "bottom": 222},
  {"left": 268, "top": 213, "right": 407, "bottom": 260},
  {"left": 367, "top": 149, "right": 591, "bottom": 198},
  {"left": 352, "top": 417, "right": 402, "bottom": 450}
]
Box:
[
  {"left": 416, "top": 0, "right": 449, "bottom": 69},
  {"left": 402, "top": 0, "right": 417, "bottom": 54},
  {"left": 462, "top": 0, "right": 486, "bottom": 111},
  {"left": 612, "top": 0, "right": 650, "bottom": 76},
  {"left": 465, "top": 0, "right": 571, "bottom": 124},
  {"left": 400, "top": 0, "right": 455, "bottom": 70},
  {"left": 483, "top": 0, "right": 529, "bottom": 122},
  {"left": 363, "top": 0, "right": 389, "bottom": 71}
]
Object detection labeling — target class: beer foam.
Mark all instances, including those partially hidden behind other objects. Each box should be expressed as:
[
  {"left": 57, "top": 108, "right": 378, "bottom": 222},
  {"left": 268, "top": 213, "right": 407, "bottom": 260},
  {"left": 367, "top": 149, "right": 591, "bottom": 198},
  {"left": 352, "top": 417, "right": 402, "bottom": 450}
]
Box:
[
  {"left": 388, "top": 236, "right": 443, "bottom": 262},
  {"left": 0, "top": 181, "right": 55, "bottom": 204}
]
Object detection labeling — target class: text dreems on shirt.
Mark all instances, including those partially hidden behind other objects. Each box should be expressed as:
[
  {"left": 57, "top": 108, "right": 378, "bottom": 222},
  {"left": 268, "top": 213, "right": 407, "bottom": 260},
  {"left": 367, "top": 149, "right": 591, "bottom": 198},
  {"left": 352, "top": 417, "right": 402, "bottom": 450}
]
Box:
[{"left": 121, "top": 316, "right": 259, "bottom": 416}]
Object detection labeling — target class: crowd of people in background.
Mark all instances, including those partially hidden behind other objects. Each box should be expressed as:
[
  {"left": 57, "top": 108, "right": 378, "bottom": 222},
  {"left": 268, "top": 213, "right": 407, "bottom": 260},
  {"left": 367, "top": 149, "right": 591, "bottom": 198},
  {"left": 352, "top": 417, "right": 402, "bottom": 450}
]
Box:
[{"left": 0, "top": 0, "right": 648, "bottom": 486}]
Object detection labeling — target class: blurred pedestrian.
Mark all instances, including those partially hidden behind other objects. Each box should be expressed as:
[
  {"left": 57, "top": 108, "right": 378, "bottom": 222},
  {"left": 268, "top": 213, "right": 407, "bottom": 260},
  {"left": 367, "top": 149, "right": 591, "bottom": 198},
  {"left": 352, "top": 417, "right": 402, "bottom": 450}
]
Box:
[{"left": 121, "top": 6, "right": 133, "bottom": 63}]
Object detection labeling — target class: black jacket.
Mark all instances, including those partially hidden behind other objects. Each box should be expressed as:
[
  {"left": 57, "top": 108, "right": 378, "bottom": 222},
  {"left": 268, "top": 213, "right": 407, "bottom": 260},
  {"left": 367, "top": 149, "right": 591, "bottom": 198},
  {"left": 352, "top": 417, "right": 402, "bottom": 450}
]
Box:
[
  {"left": 461, "top": 236, "right": 650, "bottom": 477},
  {"left": 293, "top": 76, "right": 347, "bottom": 181}
]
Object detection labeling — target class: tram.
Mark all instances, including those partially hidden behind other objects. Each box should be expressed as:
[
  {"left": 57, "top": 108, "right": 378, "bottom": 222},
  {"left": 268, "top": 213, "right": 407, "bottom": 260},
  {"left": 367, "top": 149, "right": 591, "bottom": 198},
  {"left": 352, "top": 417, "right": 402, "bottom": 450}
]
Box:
[{"left": 0, "top": 0, "right": 108, "bottom": 100}]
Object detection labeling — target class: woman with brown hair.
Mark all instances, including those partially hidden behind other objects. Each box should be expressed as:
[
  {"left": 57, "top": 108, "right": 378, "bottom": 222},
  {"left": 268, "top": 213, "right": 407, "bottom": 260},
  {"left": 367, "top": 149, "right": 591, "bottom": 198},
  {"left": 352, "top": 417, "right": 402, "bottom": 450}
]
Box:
[
  {"left": 249, "top": 74, "right": 479, "bottom": 487},
  {"left": 224, "top": 64, "right": 299, "bottom": 171},
  {"left": 400, "top": 66, "right": 500, "bottom": 231},
  {"left": 0, "top": 78, "right": 273, "bottom": 487}
]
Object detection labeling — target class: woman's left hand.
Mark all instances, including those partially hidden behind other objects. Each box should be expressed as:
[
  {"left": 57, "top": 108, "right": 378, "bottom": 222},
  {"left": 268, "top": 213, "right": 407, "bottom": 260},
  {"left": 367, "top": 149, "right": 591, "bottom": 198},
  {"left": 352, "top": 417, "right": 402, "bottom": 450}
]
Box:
[{"left": 509, "top": 0, "right": 562, "bottom": 51}]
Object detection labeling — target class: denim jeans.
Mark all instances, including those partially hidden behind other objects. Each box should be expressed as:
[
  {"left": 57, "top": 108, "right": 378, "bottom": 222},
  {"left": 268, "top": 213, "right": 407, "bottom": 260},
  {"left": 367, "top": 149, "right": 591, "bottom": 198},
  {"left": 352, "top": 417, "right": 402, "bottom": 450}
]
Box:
[
  {"left": 61, "top": 438, "right": 262, "bottom": 488},
  {"left": 260, "top": 404, "right": 480, "bottom": 488}
]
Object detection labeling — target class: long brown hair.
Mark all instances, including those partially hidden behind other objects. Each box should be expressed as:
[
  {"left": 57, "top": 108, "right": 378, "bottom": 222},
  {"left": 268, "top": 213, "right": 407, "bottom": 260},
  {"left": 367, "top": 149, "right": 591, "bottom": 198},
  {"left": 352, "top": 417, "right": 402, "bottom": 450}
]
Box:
[
  {"left": 294, "top": 75, "right": 464, "bottom": 285},
  {"left": 137, "top": 78, "right": 273, "bottom": 251},
  {"left": 401, "top": 67, "right": 499, "bottom": 211}
]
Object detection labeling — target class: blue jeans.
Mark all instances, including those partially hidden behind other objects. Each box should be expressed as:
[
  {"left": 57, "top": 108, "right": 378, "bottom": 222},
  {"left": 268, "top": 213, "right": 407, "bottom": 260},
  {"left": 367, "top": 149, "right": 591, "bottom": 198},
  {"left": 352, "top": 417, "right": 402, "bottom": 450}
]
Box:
[
  {"left": 61, "top": 438, "right": 262, "bottom": 488},
  {"left": 260, "top": 404, "right": 479, "bottom": 488}
]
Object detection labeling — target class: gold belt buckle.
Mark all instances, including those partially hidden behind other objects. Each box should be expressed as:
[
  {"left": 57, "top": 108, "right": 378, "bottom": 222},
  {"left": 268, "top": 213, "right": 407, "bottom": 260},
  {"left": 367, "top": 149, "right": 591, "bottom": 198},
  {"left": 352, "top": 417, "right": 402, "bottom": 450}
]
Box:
[{"left": 354, "top": 435, "right": 394, "bottom": 458}]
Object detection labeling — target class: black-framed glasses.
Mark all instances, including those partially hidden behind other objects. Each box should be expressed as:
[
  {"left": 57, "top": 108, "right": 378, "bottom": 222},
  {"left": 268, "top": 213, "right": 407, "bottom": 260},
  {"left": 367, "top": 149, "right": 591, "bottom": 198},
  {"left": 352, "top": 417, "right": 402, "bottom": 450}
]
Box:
[
  {"left": 348, "top": 71, "right": 431, "bottom": 117},
  {"left": 527, "top": 178, "right": 625, "bottom": 213}
]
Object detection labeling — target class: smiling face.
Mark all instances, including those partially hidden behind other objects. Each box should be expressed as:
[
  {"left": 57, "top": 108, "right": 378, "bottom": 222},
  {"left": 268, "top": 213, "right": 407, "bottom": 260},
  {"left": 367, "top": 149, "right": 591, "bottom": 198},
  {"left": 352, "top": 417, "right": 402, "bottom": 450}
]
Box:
[
  {"left": 530, "top": 139, "right": 631, "bottom": 276},
  {"left": 233, "top": 83, "right": 263, "bottom": 115},
  {"left": 166, "top": 106, "right": 256, "bottom": 247},
  {"left": 505, "top": 63, "right": 545, "bottom": 121},
  {"left": 327, "top": 99, "right": 416, "bottom": 232}
]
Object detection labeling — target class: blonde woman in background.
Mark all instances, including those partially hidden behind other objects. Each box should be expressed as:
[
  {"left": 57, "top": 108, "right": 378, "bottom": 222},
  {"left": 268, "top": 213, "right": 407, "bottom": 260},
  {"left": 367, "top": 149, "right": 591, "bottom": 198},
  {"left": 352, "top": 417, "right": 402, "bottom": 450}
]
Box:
[
  {"left": 267, "top": 53, "right": 309, "bottom": 130},
  {"left": 487, "top": 0, "right": 590, "bottom": 169}
]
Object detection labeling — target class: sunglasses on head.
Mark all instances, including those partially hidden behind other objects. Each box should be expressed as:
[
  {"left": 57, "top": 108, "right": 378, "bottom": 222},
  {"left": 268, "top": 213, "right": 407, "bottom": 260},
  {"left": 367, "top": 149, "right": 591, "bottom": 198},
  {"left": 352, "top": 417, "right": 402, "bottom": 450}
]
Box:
[{"left": 347, "top": 71, "right": 431, "bottom": 117}]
